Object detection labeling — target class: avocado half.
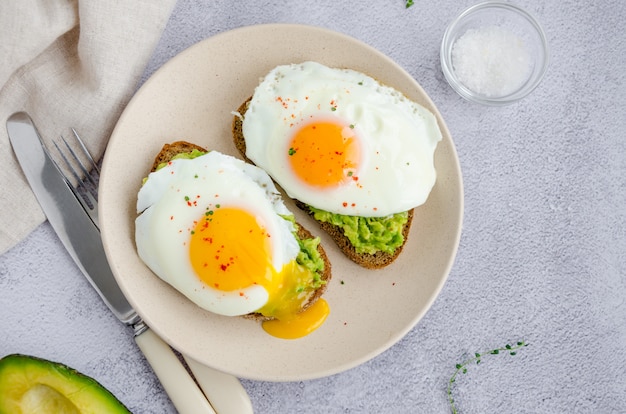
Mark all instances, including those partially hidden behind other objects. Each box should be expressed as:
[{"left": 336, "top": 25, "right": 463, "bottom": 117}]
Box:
[{"left": 0, "top": 354, "right": 131, "bottom": 414}]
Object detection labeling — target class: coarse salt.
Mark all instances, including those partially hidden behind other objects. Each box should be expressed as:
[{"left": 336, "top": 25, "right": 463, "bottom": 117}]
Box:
[{"left": 451, "top": 25, "right": 532, "bottom": 98}]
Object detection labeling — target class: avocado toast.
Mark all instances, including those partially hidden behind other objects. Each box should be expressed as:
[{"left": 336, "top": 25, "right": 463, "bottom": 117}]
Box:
[
  {"left": 233, "top": 99, "right": 415, "bottom": 269},
  {"left": 146, "top": 141, "right": 332, "bottom": 322}
]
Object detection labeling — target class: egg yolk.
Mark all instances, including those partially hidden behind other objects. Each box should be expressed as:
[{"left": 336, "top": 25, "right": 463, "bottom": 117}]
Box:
[
  {"left": 262, "top": 298, "right": 330, "bottom": 339},
  {"left": 189, "top": 207, "right": 275, "bottom": 291},
  {"left": 188, "top": 207, "right": 329, "bottom": 338},
  {"left": 288, "top": 121, "right": 360, "bottom": 188}
]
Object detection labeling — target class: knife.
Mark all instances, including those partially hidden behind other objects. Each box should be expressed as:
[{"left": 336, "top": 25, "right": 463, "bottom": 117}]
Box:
[{"left": 7, "top": 112, "right": 253, "bottom": 414}]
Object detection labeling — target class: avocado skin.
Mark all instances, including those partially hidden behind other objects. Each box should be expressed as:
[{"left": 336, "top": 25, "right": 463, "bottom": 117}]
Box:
[{"left": 0, "top": 354, "right": 131, "bottom": 414}]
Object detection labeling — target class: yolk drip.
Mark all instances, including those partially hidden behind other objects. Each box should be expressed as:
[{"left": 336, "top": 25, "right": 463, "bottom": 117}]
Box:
[
  {"left": 262, "top": 299, "right": 330, "bottom": 339},
  {"left": 288, "top": 121, "right": 360, "bottom": 188},
  {"left": 189, "top": 207, "right": 276, "bottom": 291}
]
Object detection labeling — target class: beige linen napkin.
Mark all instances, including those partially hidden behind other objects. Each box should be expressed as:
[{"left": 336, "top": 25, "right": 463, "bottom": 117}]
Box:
[{"left": 0, "top": 0, "right": 176, "bottom": 254}]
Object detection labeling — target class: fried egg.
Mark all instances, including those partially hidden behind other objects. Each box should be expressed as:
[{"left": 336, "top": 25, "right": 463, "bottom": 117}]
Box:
[
  {"left": 135, "top": 151, "right": 328, "bottom": 338},
  {"left": 241, "top": 61, "right": 443, "bottom": 217}
]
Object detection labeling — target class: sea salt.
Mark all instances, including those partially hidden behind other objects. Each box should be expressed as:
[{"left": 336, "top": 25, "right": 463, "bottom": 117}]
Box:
[{"left": 451, "top": 25, "right": 532, "bottom": 98}]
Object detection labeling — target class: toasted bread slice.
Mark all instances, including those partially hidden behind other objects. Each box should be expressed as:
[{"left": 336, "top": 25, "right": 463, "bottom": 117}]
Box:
[
  {"left": 233, "top": 98, "right": 413, "bottom": 269},
  {"left": 148, "top": 141, "right": 331, "bottom": 321},
  {"left": 150, "top": 141, "right": 207, "bottom": 172}
]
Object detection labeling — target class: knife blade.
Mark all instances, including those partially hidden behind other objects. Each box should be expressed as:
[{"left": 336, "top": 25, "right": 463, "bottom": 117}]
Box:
[{"left": 6, "top": 112, "right": 223, "bottom": 414}]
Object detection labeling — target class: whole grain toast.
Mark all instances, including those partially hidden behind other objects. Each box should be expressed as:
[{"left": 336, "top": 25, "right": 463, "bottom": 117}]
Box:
[
  {"left": 232, "top": 98, "right": 414, "bottom": 269},
  {"left": 148, "top": 141, "right": 331, "bottom": 321}
]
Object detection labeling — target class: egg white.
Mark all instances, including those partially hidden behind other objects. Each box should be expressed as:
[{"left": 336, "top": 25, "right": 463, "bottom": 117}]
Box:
[
  {"left": 242, "top": 61, "right": 443, "bottom": 217},
  {"left": 135, "top": 151, "right": 300, "bottom": 317}
]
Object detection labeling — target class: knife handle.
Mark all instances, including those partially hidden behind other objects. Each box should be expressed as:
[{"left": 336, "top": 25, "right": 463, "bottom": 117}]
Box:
[
  {"left": 183, "top": 355, "right": 254, "bottom": 414},
  {"left": 135, "top": 327, "right": 217, "bottom": 414}
]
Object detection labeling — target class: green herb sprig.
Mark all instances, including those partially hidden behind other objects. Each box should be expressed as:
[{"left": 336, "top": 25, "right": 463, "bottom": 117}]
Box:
[
  {"left": 448, "top": 341, "right": 528, "bottom": 414},
  {"left": 405, "top": 0, "right": 414, "bottom": 8}
]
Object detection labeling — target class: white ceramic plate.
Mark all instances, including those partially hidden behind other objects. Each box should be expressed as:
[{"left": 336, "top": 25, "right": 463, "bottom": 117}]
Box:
[{"left": 100, "top": 24, "right": 463, "bottom": 381}]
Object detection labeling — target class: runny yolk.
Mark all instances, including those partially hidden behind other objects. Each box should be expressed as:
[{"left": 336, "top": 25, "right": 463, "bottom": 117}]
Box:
[
  {"left": 262, "top": 299, "right": 330, "bottom": 339},
  {"left": 188, "top": 207, "right": 329, "bottom": 338},
  {"left": 288, "top": 121, "right": 360, "bottom": 188},
  {"left": 189, "top": 207, "right": 275, "bottom": 291}
]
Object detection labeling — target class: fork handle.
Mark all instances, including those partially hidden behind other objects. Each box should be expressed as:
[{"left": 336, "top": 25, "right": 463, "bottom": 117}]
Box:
[
  {"left": 183, "top": 355, "right": 254, "bottom": 414},
  {"left": 135, "top": 327, "right": 217, "bottom": 414}
]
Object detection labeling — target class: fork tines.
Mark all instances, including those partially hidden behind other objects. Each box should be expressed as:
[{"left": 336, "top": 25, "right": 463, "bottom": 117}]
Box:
[{"left": 51, "top": 129, "right": 100, "bottom": 225}]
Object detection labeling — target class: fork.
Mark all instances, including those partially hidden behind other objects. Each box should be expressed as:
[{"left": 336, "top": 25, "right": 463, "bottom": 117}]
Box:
[{"left": 51, "top": 130, "right": 253, "bottom": 414}]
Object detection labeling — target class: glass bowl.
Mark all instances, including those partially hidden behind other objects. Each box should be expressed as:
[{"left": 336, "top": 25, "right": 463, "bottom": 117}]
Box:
[{"left": 440, "top": 1, "right": 549, "bottom": 106}]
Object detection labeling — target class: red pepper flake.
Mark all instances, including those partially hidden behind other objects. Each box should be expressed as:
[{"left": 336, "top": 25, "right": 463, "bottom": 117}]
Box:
[
  {"left": 220, "top": 264, "right": 227, "bottom": 271},
  {"left": 351, "top": 203, "right": 356, "bottom": 207},
  {"left": 214, "top": 283, "right": 220, "bottom": 288},
  {"left": 342, "top": 202, "right": 348, "bottom": 207},
  {"left": 239, "top": 292, "right": 245, "bottom": 297},
  {"left": 352, "top": 175, "right": 359, "bottom": 181},
  {"left": 170, "top": 215, "right": 174, "bottom": 220},
  {"left": 276, "top": 96, "right": 288, "bottom": 109}
]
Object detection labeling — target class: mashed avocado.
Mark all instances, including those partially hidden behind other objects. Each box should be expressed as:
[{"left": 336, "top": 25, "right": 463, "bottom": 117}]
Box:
[
  {"left": 156, "top": 149, "right": 207, "bottom": 170},
  {"left": 307, "top": 206, "right": 409, "bottom": 255},
  {"left": 142, "top": 149, "right": 209, "bottom": 185},
  {"left": 251, "top": 215, "right": 326, "bottom": 320},
  {"left": 282, "top": 215, "right": 326, "bottom": 291}
]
